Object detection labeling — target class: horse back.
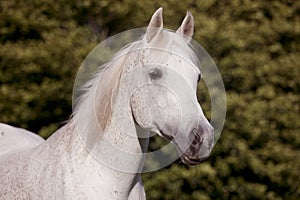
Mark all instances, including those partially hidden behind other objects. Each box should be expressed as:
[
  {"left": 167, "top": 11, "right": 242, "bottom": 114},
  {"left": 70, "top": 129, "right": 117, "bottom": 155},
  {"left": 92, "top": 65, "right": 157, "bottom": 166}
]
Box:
[{"left": 0, "top": 123, "right": 44, "bottom": 157}]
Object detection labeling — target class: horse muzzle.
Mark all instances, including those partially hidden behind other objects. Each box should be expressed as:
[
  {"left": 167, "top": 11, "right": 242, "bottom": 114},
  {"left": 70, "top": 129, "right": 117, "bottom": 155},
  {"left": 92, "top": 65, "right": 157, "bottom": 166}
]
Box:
[{"left": 180, "top": 124, "right": 214, "bottom": 166}]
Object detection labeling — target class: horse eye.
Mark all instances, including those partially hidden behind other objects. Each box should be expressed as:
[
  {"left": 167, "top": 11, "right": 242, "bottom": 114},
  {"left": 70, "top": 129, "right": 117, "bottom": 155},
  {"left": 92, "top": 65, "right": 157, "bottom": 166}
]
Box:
[
  {"left": 197, "top": 74, "right": 202, "bottom": 82},
  {"left": 149, "top": 68, "right": 162, "bottom": 80}
]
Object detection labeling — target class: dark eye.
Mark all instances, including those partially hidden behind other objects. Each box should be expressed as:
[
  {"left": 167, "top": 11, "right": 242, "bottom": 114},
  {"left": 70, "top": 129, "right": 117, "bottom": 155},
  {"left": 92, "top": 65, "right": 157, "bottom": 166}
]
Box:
[
  {"left": 197, "top": 74, "right": 202, "bottom": 82},
  {"left": 149, "top": 68, "right": 162, "bottom": 80}
]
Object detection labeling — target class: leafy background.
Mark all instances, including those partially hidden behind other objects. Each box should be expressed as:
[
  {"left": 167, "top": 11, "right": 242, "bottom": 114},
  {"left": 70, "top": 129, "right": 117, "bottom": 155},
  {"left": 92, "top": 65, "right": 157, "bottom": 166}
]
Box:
[{"left": 0, "top": 0, "right": 299, "bottom": 199}]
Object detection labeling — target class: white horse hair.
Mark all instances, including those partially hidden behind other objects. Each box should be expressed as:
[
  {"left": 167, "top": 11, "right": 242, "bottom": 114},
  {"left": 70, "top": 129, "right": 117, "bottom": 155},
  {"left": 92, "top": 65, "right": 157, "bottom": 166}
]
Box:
[{"left": 0, "top": 8, "right": 214, "bottom": 199}]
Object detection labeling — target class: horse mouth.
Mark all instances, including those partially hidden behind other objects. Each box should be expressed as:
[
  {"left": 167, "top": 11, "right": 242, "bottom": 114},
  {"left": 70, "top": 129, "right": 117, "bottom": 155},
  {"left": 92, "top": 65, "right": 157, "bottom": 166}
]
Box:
[
  {"left": 158, "top": 130, "right": 209, "bottom": 166},
  {"left": 157, "top": 128, "right": 212, "bottom": 166},
  {"left": 181, "top": 154, "right": 204, "bottom": 166},
  {"left": 159, "top": 128, "right": 174, "bottom": 141}
]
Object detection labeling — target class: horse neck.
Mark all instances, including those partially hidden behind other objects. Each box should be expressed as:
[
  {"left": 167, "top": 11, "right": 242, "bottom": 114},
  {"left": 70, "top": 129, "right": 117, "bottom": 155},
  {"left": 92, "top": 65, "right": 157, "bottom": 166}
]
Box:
[
  {"left": 67, "top": 71, "right": 149, "bottom": 174},
  {"left": 85, "top": 49, "right": 150, "bottom": 173},
  {"left": 92, "top": 80, "right": 149, "bottom": 173}
]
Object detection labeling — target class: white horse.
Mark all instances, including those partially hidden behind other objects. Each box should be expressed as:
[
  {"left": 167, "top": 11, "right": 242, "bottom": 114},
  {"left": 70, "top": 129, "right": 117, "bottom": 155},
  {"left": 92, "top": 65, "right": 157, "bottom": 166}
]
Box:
[{"left": 0, "top": 8, "right": 214, "bottom": 199}]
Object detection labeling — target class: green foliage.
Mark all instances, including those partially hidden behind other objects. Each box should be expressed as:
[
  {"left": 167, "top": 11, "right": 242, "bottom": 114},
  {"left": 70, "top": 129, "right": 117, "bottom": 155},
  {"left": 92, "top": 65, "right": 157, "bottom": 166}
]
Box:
[{"left": 1, "top": 0, "right": 299, "bottom": 199}]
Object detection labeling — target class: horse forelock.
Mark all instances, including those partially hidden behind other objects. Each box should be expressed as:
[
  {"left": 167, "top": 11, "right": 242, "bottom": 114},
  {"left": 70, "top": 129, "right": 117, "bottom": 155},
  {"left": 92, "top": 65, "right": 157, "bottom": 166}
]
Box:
[{"left": 143, "top": 30, "right": 200, "bottom": 72}]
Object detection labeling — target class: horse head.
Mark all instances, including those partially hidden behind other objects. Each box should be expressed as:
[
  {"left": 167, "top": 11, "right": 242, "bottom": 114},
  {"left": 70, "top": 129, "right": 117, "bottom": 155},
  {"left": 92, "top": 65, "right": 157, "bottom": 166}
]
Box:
[{"left": 130, "top": 8, "right": 214, "bottom": 165}]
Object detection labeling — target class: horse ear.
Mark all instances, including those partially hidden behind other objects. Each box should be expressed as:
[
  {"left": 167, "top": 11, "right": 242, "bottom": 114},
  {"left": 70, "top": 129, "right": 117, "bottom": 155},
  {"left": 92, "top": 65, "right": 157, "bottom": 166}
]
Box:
[
  {"left": 145, "top": 7, "right": 163, "bottom": 43},
  {"left": 176, "top": 11, "right": 194, "bottom": 43}
]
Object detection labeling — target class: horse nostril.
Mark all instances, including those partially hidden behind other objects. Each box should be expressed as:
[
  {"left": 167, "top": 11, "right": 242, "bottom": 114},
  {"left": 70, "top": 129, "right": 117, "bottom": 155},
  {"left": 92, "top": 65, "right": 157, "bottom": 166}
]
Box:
[
  {"left": 192, "top": 139, "right": 197, "bottom": 145},
  {"left": 191, "top": 130, "right": 200, "bottom": 146}
]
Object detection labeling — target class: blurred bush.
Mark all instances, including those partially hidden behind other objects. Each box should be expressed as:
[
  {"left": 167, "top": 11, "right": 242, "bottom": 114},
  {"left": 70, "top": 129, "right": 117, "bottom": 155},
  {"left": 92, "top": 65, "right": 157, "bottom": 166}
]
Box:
[{"left": 0, "top": 0, "right": 299, "bottom": 199}]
